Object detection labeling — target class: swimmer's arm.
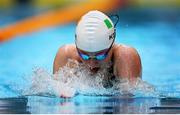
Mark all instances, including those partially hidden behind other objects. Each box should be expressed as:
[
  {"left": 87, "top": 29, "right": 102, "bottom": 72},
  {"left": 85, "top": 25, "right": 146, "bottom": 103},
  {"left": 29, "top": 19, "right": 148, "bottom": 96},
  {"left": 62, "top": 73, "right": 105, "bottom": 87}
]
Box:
[
  {"left": 53, "top": 45, "right": 69, "bottom": 74},
  {"left": 114, "top": 46, "right": 142, "bottom": 81},
  {"left": 53, "top": 46, "right": 76, "bottom": 98}
]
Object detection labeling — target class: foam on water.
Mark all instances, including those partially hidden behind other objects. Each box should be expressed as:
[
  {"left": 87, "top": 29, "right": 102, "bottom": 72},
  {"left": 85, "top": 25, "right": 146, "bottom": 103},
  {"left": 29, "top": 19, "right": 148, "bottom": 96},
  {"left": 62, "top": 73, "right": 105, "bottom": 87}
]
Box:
[{"left": 20, "top": 59, "right": 159, "bottom": 98}]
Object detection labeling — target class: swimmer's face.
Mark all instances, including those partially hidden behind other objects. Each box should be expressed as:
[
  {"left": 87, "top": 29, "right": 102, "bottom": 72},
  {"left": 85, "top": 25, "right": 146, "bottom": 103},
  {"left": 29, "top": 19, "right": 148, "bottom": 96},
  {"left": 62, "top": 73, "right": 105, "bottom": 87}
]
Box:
[{"left": 77, "top": 48, "right": 112, "bottom": 69}]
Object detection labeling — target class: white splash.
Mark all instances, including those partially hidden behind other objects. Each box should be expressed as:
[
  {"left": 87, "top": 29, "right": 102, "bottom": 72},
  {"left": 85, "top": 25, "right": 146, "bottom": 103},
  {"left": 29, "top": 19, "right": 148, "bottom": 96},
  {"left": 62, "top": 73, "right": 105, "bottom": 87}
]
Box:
[{"left": 22, "top": 59, "right": 157, "bottom": 98}]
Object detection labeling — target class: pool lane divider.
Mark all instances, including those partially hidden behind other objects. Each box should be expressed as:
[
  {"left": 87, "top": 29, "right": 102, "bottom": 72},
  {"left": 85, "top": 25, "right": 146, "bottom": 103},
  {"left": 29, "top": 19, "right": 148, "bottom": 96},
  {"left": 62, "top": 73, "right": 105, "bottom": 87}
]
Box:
[{"left": 0, "top": 0, "right": 124, "bottom": 42}]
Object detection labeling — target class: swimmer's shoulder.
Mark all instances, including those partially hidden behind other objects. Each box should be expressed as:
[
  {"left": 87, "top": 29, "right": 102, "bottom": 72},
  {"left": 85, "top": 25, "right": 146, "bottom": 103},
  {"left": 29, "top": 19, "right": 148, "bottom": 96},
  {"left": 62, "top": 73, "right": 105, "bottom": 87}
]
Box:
[
  {"left": 112, "top": 44, "right": 142, "bottom": 78},
  {"left": 57, "top": 44, "right": 80, "bottom": 60},
  {"left": 112, "top": 43, "right": 140, "bottom": 58}
]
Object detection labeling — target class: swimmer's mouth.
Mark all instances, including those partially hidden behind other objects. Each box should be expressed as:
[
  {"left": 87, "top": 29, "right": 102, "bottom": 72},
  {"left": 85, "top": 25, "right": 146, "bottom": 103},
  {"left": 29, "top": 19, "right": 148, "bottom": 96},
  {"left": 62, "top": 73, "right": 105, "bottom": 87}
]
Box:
[
  {"left": 88, "top": 65, "right": 100, "bottom": 69},
  {"left": 90, "top": 66, "right": 99, "bottom": 69},
  {"left": 89, "top": 67, "right": 100, "bottom": 73}
]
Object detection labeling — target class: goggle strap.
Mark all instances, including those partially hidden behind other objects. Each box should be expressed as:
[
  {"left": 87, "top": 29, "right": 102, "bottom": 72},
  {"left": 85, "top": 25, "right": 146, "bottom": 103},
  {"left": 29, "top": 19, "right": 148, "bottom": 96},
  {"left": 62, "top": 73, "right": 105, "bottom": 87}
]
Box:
[{"left": 109, "top": 14, "right": 119, "bottom": 27}]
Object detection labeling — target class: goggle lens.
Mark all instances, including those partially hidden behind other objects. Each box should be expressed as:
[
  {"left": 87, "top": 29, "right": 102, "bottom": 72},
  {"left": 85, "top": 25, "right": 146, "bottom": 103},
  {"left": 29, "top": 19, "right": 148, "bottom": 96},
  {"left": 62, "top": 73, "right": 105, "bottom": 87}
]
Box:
[{"left": 80, "top": 53, "right": 90, "bottom": 60}]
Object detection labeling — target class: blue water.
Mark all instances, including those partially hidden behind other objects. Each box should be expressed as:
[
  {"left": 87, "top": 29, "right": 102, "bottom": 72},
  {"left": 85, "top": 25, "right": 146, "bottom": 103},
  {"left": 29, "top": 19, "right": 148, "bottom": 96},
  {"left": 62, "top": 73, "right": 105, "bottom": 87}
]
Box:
[{"left": 0, "top": 8, "right": 180, "bottom": 113}]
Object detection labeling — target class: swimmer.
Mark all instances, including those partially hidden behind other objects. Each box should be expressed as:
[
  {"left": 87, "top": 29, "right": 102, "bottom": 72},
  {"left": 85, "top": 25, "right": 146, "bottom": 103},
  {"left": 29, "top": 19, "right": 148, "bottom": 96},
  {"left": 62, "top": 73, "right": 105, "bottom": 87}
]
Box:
[{"left": 53, "top": 10, "right": 142, "bottom": 98}]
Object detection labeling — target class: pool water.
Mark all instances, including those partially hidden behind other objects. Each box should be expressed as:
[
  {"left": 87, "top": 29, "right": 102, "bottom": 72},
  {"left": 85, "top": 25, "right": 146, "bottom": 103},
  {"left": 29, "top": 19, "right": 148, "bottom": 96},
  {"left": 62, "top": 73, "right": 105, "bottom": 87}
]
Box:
[{"left": 0, "top": 8, "right": 180, "bottom": 113}]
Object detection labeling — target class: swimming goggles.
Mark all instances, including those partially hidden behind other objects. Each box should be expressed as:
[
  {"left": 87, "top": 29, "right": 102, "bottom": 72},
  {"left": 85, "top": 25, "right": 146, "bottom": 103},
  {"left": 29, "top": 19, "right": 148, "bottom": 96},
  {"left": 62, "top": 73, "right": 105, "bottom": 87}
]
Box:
[{"left": 77, "top": 48, "right": 110, "bottom": 61}]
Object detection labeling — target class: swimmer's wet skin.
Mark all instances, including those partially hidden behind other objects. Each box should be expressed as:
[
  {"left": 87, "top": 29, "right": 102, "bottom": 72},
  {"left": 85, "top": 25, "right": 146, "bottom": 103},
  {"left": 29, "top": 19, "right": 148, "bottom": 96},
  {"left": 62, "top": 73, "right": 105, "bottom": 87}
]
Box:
[{"left": 53, "top": 10, "right": 142, "bottom": 98}]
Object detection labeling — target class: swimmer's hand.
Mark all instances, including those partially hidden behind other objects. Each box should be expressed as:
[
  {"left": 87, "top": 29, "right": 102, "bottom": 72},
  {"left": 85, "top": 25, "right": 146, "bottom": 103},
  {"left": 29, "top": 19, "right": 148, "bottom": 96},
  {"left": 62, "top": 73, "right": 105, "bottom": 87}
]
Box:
[
  {"left": 59, "top": 86, "right": 76, "bottom": 98},
  {"left": 52, "top": 80, "right": 76, "bottom": 98}
]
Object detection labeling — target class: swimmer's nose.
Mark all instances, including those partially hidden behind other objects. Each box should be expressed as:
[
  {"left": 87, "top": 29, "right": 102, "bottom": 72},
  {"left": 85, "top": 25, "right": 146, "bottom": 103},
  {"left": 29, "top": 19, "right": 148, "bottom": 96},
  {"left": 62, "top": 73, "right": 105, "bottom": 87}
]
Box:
[{"left": 88, "top": 59, "right": 99, "bottom": 67}]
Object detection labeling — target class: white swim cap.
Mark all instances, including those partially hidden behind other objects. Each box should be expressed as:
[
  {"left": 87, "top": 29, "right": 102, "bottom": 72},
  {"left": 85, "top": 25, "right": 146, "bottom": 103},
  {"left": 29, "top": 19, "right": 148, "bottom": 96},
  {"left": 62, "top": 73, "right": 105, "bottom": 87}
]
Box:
[{"left": 75, "top": 10, "right": 115, "bottom": 52}]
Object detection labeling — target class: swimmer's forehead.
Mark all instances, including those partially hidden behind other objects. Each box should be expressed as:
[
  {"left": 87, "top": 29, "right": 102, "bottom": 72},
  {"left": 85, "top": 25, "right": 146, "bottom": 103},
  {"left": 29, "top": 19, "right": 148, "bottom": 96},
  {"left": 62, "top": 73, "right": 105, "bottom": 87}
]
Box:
[{"left": 77, "top": 48, "right": 109, "bottom": 55}]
